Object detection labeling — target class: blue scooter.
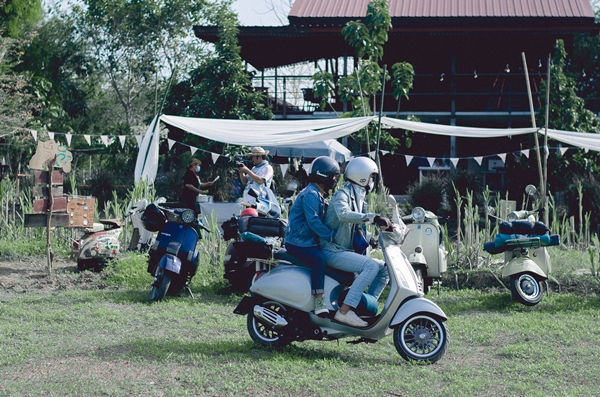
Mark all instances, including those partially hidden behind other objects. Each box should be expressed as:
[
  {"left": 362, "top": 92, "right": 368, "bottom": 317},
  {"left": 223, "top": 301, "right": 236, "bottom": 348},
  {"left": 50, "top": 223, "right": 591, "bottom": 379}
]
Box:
[{"left": 141, "top": 203, "right": 210, "bottom": 302}]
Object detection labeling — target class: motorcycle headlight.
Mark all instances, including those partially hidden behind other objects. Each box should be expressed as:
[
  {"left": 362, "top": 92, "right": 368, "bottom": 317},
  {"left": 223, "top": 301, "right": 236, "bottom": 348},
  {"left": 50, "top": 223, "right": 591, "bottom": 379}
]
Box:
[
  {"left": 181, "top": 209, "right": 196, "bottom": 224},
  {"left": 412, "top": 207, "right": 426, "bottom": 222},
  {"left": 507, "top": 212, "right": 519, "bottom": 222}
]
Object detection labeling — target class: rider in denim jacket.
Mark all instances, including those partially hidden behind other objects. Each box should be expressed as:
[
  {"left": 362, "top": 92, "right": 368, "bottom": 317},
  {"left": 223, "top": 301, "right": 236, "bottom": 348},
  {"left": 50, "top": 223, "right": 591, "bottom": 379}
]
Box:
[{"left": 285, "top": 157, "right": 339, "bottom": 316}]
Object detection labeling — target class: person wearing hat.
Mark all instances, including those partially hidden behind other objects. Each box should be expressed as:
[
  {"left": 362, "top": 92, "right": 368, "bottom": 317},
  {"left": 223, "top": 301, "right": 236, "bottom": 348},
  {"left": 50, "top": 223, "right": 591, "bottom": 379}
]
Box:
[{"left": 238, "top": 146, "right": 274, "bottom": 205}]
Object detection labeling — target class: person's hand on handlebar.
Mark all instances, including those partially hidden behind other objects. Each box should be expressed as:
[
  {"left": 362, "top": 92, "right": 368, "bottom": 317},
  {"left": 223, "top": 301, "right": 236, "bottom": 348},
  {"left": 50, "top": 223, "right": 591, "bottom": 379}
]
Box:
[{"left": 374, "top": 215, "right": 393, "bottom": 231}]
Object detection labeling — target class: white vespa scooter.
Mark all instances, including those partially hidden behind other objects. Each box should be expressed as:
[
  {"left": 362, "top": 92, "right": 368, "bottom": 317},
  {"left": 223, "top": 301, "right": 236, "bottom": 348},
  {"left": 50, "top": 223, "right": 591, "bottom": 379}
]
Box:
[
  {"left": 401, "top": 207, "right": 448, "bottom": 294},
  {"left": 233, "top": 195, "right": 449, "bottom": 364},
  {"left": 485, "top": 185, "right": 559, "bottom": 306}
]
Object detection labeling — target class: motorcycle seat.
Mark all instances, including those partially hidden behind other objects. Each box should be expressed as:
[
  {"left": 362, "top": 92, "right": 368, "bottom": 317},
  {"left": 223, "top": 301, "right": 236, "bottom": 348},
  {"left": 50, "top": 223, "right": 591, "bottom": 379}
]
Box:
[{"left": 274, "top": 249, "right": 355, "bottom": 287}]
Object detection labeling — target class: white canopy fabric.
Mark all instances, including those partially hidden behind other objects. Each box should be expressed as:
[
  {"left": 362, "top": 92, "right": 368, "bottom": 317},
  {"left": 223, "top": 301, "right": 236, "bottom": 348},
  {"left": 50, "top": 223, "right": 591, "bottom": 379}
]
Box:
[
  {"left": 134, "top": 114, "right": 600, "bottom": 184},
  {"left": 159, "top": 115, "right": 374, "bottom": 145},
  {"left": 380, "top": 117, "right": 538, "bottom": 138},
  {"left": 262, "top": 139, "right": 352, "bottom": 162}
]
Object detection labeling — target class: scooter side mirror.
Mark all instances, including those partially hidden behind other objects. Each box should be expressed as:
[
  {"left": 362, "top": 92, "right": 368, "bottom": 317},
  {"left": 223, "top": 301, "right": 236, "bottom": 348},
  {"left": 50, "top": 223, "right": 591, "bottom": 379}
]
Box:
[
  {"left": 525, "top": 184, "right": 537, "bottom": 196},
  {"left": 487, "top": 206, "right": 495, "bottom": 216}
]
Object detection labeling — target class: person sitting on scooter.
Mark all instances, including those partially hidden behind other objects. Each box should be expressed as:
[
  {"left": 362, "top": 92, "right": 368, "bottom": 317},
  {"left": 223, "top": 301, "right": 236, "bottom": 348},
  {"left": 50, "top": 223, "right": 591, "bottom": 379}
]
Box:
[
  {"left": 179, "top": 158, "right": 214, "bottom": 213},
  {"left": 285, "top": 156, "right": 340, "bottom": 317},
  {"left": 321, "top": 157, "right": 390, "bottom": 328}
]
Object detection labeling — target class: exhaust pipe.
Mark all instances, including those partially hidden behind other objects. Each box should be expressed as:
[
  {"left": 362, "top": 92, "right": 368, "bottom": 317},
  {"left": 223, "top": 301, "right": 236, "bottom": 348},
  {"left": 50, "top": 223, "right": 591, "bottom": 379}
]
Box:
[{"left": 253, "top": 305, "right": 288, "bottom": 328}]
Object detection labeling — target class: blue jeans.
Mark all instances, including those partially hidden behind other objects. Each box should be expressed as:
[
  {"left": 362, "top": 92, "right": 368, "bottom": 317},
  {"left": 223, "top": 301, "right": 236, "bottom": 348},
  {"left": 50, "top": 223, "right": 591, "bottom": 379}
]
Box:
[
  {"left": 285, "top": 243, "right": 326, "bottom": 295},
  {"left": 323, "top": 250, "right": 389, "bottom": 309}
]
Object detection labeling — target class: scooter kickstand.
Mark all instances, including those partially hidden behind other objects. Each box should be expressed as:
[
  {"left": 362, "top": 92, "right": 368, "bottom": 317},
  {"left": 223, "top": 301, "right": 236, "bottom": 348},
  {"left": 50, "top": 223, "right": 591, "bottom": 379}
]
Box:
[{"left": 185, "top": 285, "right": 195, "bottom": 299}]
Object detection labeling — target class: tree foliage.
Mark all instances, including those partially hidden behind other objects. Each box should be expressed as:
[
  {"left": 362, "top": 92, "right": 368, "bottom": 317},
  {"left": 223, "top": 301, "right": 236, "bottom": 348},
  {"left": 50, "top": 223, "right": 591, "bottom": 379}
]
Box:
[
  {"left": 166, "top": 6, "right": 272, "bottom": 121},
  {"left": 311, "top": 0, "right": 414, "bottom": 152},
  {"left": 539, "top": 39, "right": 600, "bottom": 193},
  {"left": 0, "top": 0, "right": 42, "bottom": 38}
]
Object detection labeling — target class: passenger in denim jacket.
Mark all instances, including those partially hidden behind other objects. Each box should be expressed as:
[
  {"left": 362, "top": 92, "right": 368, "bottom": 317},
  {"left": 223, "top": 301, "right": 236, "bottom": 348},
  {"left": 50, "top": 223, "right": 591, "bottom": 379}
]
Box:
[{"left": 285, "top": 157, "right": 339, "bottom": 316}]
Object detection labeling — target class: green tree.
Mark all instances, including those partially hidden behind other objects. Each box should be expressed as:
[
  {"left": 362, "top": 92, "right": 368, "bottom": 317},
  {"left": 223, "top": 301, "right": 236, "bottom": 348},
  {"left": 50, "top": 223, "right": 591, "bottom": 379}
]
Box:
[
  {"left": 311, "top": 0, "right": 414, "bottom": 152},
  {"left": 71, "top": 0, "right": 212, "bottom": 129},
  {"left": 538, "top": 39, "right": 600, "bottom": 193},
  {"left": 0, "top": 0, "right": 42, "bottom": 38},
  {"left": 168, "top": 6, "right": 272, "bottom": 121}
]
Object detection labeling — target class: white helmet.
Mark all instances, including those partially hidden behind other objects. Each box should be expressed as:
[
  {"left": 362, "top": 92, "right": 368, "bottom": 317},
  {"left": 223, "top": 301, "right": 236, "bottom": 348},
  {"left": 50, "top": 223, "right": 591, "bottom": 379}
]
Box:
[{"left": 344, "top": 157, "right": 378, "bottom": 192}]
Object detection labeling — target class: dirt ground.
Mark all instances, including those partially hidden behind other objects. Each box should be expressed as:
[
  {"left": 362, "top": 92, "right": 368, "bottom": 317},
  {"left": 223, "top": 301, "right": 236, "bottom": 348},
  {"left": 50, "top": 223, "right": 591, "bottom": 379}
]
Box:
[{"left": 0, "top": 256, "right": 110, "bottom": 294}]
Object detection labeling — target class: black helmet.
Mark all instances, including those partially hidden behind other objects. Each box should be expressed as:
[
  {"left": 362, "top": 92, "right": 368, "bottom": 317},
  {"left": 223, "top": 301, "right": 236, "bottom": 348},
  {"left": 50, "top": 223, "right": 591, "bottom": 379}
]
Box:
[
  {"left": 309, "top": 156, "right": 340, "bottom": 191},
  {"left": 141, "top": 204, "right": 167, "bottom": 232}
]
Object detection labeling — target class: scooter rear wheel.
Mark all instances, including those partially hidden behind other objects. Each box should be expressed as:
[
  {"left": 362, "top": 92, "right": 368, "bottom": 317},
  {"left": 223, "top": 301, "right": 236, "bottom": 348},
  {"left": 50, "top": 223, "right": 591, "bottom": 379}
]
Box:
[
  {"left": 149, "top": 268, "right": 171, "bottom": 303},
  {"left": 393, "top": 314, "right": 449, "bottom": 364},
  {"left": 509, "top": 273, "right": 543, "bottom": 306},
  {"left": 247, "top": 300, "right": 289, "bottom": 347}
]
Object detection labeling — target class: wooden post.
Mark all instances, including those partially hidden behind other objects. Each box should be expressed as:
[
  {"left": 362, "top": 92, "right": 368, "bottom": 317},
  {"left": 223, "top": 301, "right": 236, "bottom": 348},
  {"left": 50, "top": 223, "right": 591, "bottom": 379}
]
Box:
[
  {"left": 46, "top": 158, "right": 55, "bottom": 273},
  {"left": 521, "top": 53, "right": 546, "bottom": 214}
]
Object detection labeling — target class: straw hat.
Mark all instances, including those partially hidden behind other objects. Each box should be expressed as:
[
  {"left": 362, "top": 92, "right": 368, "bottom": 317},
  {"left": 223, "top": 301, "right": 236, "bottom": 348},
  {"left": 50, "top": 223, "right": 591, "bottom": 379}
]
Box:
[{"left": 248, "top": 147, "right": 269, "bottom": 157}]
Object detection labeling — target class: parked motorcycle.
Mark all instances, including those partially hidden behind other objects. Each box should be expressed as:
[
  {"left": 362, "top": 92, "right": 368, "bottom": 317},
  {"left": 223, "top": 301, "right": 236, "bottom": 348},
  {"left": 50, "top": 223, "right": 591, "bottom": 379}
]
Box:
[
  {"left": 232, "top": 195, "right": 449, "bottom": 364},
  {"left": 401, "top": 207, "right": 448, "bottom": 294},
  {"left": 126, "top": 198, "right": 165, "bottom": 252},
  {"left": 222, "top": 188, "right": 287, "bottom": 293},
  {"left": 71, "top": 219, "right": 123, "bottom": 272},
  {"left": 141, "top": 203, "right": 210, "bottom": 302},
  {"left": 484, "top": 185, "right": 560, "bottom": 306}
]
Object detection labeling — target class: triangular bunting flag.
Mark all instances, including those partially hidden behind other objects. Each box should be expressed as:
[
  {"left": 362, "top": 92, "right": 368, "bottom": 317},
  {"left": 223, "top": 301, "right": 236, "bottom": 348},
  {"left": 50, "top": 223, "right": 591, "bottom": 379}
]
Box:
[
  {"left": 190, "top": 146, "right": 197, "bottom": 155},
  {"left": 450, "top": 158, "right": 459, "bottom": 168},
  {"left": 100, "top": 135, "right": 109, "bottom": 147},
  {"left": 167, "top": 139, "right": 175, "bottom": 150},
  {"left": 584, "top": 147, "right": 589, "bottom": 153},
  {"left": 48, "top": 132, "right": 54, "bottom": 140},
  {"left": 474, "top": 156, "right": 483, "bottom": 166},
  {"left": 380, "top": 150, "right": 389, "bottom": 155},
  {"left": 31, "top": 130, "right": 37, "bottom": 141},
  {"left": 368, "top": 151, "right": 376, "bottom": 159},
  {"left": 498, "top": 153, "right": 506, "bottom": 164},
  {"left": 211, "top": 152, "right": 220, "bottom": 164},
  {"left": 280, "top": 164, "right": 288, "bottom": 176},
  {"left": 560, "top": 147, "right": 568, "bottom": 156},
  {"left": 119, "top": 135, "right": 126, "bottom": 149},
  {"left": 405, "top": 155, "right": 413, "bottom": 166},
  {"left": 66, "top": 133, "right": 72, "bottom": 147},
  {"left": 427, "top": 157, "right": 435, "bottom": 167},
  {"left": 302, "top": 163, "right": 311, "bottom": 173},
  {"left": 135, "top": 135, "right": 142, "bottom": 148},
  {"left": 84, "top": 135, "right": 91, "bottom": 145},
  {"left": 521, "top": 149, "right": 529, "bottom": 158}
]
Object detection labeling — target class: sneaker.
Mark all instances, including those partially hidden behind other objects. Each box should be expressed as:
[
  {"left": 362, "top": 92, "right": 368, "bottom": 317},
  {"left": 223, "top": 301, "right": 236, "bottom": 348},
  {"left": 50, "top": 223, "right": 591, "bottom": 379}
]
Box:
[
  {"left": 334, "top": 309, "right": 368, "bottom": 327},
  {"left": 314, "top": 296, "right": 328, "bottom": 316}
]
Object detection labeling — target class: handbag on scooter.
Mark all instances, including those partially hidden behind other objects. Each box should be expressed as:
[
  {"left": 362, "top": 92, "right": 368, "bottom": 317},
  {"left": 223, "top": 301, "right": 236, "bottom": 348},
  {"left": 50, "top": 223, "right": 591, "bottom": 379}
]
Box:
[{"left": 352, "top": 224, "right": 369, "bottom": 255}]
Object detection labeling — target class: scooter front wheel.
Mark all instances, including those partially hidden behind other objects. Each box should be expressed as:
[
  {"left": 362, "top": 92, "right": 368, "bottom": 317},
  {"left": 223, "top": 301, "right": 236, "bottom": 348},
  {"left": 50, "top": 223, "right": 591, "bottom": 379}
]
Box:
[
  {"left": 393, "top": 315, "right": 449, "bottom": 364},
  {"left": 149, "top": 268, "right": 171, "bottom": 303},
  {"left": 247, "top": 300, "right": 290, "bottom": 347},
  {"left": 509, "top": 273, "right": 543, "bottom": 306}
]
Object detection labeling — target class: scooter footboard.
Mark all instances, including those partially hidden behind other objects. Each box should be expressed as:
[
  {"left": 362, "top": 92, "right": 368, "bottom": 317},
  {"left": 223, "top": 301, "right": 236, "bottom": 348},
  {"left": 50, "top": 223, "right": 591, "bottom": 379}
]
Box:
[{"left": 390, "top": 297, "right": 447, "bottom": 327}]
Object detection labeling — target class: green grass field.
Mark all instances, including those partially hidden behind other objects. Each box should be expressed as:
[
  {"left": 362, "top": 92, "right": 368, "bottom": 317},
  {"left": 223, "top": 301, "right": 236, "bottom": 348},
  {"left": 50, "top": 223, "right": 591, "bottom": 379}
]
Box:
[{"left": 1, "top": 276, "right": 599, "bottom": 396}]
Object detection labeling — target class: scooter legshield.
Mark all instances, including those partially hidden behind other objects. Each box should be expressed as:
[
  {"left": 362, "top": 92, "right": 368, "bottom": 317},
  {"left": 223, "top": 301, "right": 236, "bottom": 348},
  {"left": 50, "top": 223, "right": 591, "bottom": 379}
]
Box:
[
  {"left": 390, "top": 296, "right": 447, "bottom": 327},
  {"left": 159, "top": 254, "right": 182, "bottom": 275},
  {"left": 501, "top": 257, "right": 546, "bottom": 279}
]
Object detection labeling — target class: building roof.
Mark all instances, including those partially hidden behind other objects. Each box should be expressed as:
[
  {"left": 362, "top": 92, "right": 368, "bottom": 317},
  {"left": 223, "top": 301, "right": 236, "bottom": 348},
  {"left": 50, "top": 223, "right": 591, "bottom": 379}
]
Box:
[
  {"left": 194, "top": 0, "right": 598, "bottom": 70},
  {"left": 289, "top": 0, "right": 595, "bottom": 19}
]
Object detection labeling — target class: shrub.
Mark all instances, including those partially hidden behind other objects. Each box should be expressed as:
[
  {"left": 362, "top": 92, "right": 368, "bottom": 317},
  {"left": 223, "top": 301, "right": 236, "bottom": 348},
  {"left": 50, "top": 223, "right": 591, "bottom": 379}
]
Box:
[{"left": 406, "top": 174, "right": 448, "bottom": 215}]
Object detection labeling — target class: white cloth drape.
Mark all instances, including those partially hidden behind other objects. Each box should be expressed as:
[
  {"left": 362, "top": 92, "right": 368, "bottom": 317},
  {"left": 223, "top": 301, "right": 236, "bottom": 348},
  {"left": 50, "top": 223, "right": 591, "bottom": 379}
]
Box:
[{"left": 134, "top": 114, "right": 600, "bottom": 184}]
